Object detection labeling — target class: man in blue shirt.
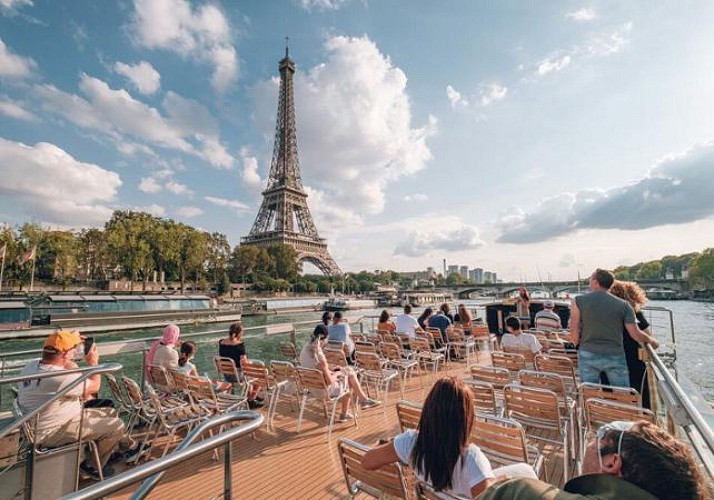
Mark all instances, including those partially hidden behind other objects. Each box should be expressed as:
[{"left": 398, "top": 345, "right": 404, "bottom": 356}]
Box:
[
  {"left": 428, "top": 304, "right": 452, "bottom": 343},
  {"left": 327, "top": 311, "right": 354, "bottom": 356}
]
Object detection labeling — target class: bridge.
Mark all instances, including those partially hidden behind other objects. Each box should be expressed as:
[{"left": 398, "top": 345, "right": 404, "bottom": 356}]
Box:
[{"left": 429, "top": 279, "right": 689, "bottom": 299}]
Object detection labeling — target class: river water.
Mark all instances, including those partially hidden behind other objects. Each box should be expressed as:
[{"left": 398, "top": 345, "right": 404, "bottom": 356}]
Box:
[{"left": 1, "top": 299, "right": 712, "bottom": 404}]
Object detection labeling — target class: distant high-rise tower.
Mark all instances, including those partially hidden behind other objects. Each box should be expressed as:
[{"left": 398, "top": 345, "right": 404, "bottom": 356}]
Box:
[{"left": 241, "top": 43, "right": 341, "bottom": 276}]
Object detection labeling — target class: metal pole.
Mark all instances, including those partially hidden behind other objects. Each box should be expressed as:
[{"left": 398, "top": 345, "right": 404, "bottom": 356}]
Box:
[{"left": 223, "top": 441, "right": 232, "bottom": 500}]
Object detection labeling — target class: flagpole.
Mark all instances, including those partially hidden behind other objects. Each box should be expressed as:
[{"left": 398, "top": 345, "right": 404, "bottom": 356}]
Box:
[
  {"left": 0, "top": 244, "right": 5, "bottom": 292},
  {"left": 29, "top": 251, "right": 36, "bottom": 292}
]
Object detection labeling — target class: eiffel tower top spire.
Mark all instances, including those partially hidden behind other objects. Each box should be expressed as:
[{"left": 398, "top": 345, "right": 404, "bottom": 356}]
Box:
[{"left": 241, "top": 45, "right": 341, "bottom": 276}]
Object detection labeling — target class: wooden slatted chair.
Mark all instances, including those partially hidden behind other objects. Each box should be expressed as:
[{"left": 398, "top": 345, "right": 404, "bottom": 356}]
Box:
[
  {"left": 295, "top": 367, "right": 356, "bottom": 440},
  {"left": 104, "top": 373, "right": 136, "bottom": 429},
  {"left": 469, "top": 325, "right": 497, "bottom": 354},
  {"left": 491, "top": 351, "right": 526, "bottom": 376},
  {"left": 395, "top": 400, "right": 422, "bottom": 432},
  {"left": 279, "top": 341, "right": 300, "bottom": 365},
  {"left": 424, "top": 328, "right": 448, "bottom": 362},
  {"left": 213, "top": 356, "right": 245, "bottom": 394},
  {"left": 324, "top": 348, "right": 349, "bottom": 370},
  {"left": 269, "top": 360, "right": 300, "bottom": 410},
  {"left": 337, "top": 438, "right": 409, "bottom": 499},
  {"left": 167, "top": 369, "right": 211, "bottom": 420},
  {"left": 502, "top": 345, "right": 537, "bottom": 369},
  {"left": 584, "top": 398, "right": 655, "bottom": 434},
  {"left": 355, "top": 341, "right": 379, "bottom": 356},
  {"left": 503, "top": 384, "right": 571, "bottom": 482},
  {"left": 534, "top": 354, "right": 579, "bottom": 396},
  {"left": 547, "top": 349, "right": 579, "bottom": 371},
  {"left": 380, "top": 342, "right": 420, "bottom": 396},
  {"left": 186, "top": 376, "right": 248, "bottom": 418},
  {"left": 409, "top": 336, "right": 444, "bottom": 379},
  {"left": 470, "top": 365, "right": 510, "bottom": 391},
  {"left": 470, "top": 412, "right": 546, "bottom": 481},
  {"left": 446, "top": 326, "right": 477, "bottom": 366},
  {"left": 147, "top": 364, "right": 180, "bottom": 399},
  {"left": 416, "top": 481, "right": 470, "bottom": 500},
  {"left": 144, "top": 385, "right": 203, "bottom": 457},
  {"left": 355, "top": 351, "right": 399, "bottom": 415},
  {"left": 242, "top": 359, "right": 289, "bottom": 431},
  {"left": 464, "top": 379, "right": 500, "bottom": 416}
]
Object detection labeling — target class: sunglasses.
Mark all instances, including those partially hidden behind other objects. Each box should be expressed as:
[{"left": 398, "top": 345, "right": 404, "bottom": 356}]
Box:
[{"left": 596, "top": 421, "right": 635, "bottom": 470}]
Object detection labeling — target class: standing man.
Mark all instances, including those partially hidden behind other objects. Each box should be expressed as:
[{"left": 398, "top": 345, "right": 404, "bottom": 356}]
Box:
[
  {"left": 534, "top": 300, "right": 562, "bottom": 332},
  {"left": 569, "top": 269, "right": 659, "bottom": 387}
]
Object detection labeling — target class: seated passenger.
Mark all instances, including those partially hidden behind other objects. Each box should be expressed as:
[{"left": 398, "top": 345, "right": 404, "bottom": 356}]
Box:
[
  {"left": 300, "top": 327, "right": 379, "bottom": 421},
  {"left": 534, "top": 300, "right": 562, "bottom": 332},
  {"left": 417, "top": 307, "right": 433, "bottom": 332},
  {"left": 176, "top": 341, "right": 199, "bottom": 376},
  {"left": 395, "top": 304, "right": 424, "bottom": 339},
  {"left": 218, "top": 322, "right": 264, "bottom": 409},
  {"left": 146, "top": 324, "right": 181, "bottom": 371},
  {"left": 477, "top": 420, "right": 707, "bottom": 499},
  {"left": 454, "top": 303, "right": 473, "bottom": 328},
  {"left": 428, "top": 305, "right": 452, "bottom": 342},
  {"left": 363, "top": 377, "right": 496, "bottom": 498},
  {"left": 377, "top": 309, "right": 397, "bottom": 334},
  {"left": 501, "top": 316, "right": 541, "bottom": 354},
  {"left": 18, "top": 331, "right": 139, "bottom": 478},
  {"left": 327, "top": 311, "right": 354, "bottom": 356}
]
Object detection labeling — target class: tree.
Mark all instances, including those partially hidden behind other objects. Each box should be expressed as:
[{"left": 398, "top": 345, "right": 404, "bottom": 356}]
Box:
[
  {"left": 229, "top": 245, "right": 260, "bottom": 283},
  {"left": 446, "top": 272, "right": 465, "bottom": 286},
  {"left": 217, "top": 272, "right": 231, "bottom": 296},
  {"left": 206, "top": 232, "right": 231, "bottom": 284},
  {"left": 635, "top": 261, "right": 663, "bottom": 280},
  {"left": 41, "top": 231, "right": 78, "bottom": 287},
  {"left": 688, "top": 248, "right": 714, "bottom": 289},
  {"left": 77, "top": 228, "right": 109, "bottom": 281},
  {"left": 105, "top": 211, "right": 154, "bottom": 290},
  {"left": 175, "top": 225, "right": 207, "bottom": 292},
  {"left": 267, "top": 244, "right": 300, "bottom": 281}
]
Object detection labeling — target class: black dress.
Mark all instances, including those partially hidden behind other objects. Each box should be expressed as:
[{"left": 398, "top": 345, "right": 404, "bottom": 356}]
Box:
[
  {"left": 218, "top": 342, "right": 245, "bottom": 382},
  {"left": 623, "top": 311, "right": 650, "bottom": 408}
]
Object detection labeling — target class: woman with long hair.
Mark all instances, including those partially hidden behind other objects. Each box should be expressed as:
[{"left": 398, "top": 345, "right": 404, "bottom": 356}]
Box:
[
  {"left": 417, "top": 307, "right": 433, "bottom": 330},
  {"left": 455, "top": 303, "right": 472, "bottom": 328},
  {"left": 515, "top": 287, "right": 531, "bottom": 328},
  {"left": 377, "top": 309, "right": 396, "bottom": 334},
  {"left": 609, "top": 281, "right": 652, "bottom": 408},
  {"left": 363, "top": 377, "right": 495, "bottom": 497},
  {"left": 146, "top": 324, "right": 181, "bottom": 370},
  {"left": 218, "top": 322, "right": 263, "bottom": 409}
]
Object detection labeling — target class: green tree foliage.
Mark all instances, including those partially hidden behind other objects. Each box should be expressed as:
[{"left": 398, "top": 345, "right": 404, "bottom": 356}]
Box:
[
  {"left": 105, "top": 211, "right": 154, "bottom": 290},
  {"left": 634, "top": 261, "right": 663, "bottom": 280},
  {"left": 688, "top": 248, "right": 714, "bottom": 289}
]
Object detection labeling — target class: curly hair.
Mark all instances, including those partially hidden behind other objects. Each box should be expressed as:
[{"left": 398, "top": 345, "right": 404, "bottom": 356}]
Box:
[{"left": 610, "top": 280, "right": 648, "bottom": 311}]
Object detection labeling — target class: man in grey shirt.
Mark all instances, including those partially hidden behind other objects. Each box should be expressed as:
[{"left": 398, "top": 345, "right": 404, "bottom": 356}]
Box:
[{"left": 569, "top": 269, "right": 659, "bottom": 386}]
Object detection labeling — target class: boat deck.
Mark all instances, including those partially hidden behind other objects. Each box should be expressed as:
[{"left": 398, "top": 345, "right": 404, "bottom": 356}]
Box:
[{"left": 110, "top": 356, "right": 569, "bottom": 499}]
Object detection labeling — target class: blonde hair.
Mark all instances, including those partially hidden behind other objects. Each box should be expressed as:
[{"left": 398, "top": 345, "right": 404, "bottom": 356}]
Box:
[{"left": 610, "top": 281, "right": 647, "bottom": 311}]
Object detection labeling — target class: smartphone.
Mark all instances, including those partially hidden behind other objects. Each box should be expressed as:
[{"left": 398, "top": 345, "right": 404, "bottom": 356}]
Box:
[{"left": 83, "top": 337, "right": 95, "bottom": 355}]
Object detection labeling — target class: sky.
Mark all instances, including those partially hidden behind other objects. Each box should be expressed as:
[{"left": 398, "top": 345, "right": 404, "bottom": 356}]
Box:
[{"left": 1, "top": 0, "right": 714, "bottom": 281}]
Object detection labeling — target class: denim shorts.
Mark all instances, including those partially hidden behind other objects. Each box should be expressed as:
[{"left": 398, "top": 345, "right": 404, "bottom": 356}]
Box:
[{"left": 577, "top": 349, "right": 629, "bottom": 387}]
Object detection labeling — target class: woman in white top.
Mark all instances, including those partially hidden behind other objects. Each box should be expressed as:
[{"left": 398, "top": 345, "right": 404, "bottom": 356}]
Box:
[
  {"left": 176, "top": 341, "right": 198, "bottom": 376},
  {"left": 363, "top": 377, "right": 496, "bottom": 498}
]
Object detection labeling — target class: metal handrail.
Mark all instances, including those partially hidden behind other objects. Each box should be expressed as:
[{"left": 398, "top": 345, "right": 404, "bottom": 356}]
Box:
[
  {"left": 646, "top": 343, "right": 714, "bottom": 479},
  {"left": 63, "top": 411, "right": 264, "bottom": 500},
  {"left": 0, "top": 363, "right": 123, "bottom": 440}
]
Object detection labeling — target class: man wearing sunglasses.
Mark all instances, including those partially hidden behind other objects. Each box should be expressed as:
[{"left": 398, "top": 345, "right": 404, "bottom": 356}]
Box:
[{"left": 477, "top": 420, "right": 706, "bottom": 499}]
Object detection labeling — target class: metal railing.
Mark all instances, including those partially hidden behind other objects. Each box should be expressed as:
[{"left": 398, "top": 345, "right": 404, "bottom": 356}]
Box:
[{"left": 63, "top": 411, "right": 264, "bottom": 500}]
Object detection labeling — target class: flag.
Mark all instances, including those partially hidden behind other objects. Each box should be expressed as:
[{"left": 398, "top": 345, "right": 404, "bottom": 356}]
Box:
[{"left": 20, "top": 245, "right": 36, "bottom": 265}]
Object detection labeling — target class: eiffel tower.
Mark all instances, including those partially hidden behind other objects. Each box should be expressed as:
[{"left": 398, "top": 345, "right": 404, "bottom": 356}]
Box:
[{"left": 241, "top": 43, "right": 341, "bottom": 276}]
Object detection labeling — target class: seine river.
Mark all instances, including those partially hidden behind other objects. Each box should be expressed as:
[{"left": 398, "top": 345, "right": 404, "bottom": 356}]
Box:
[{"left": 1, "top": 299, "right": 712, "bottom": 405}]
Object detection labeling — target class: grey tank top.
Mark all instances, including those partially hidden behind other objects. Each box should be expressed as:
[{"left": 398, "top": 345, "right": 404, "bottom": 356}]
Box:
[{"left": 575, "top": 290, "right": 635, "bottom": 355}]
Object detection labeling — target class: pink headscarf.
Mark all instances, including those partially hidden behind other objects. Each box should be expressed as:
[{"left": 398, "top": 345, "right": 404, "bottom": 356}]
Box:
[{"left": 146, "top": 324, "right": 181, "bottom": 368}]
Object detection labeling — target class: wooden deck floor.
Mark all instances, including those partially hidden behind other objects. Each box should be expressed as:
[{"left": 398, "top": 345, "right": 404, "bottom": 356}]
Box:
[{"left": 110, "top": 356, "right": 570, "bottom": 499}]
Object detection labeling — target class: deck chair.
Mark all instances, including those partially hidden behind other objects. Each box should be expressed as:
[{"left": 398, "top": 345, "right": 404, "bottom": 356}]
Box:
[
  {"left": 469, "top": 325, "right": 497, "bottom": 353},
  {"left": 470, "top": 365, "right": 510, "bottom": 391},
  {"left": 446, "top": 326, "right": 477, "bottom": 366},
  {"left": 104, "top": 374, "right": 136, "bottom": 429},
  {"left": 355, "top": 351, "right": 399, "bottom": 414},
  {"left": 504, "top": 384, "right": 571, "bottom": 482},
  {"left": 295, "top": 367, "right": 356, "bottom": 440},
  {"left": 471, "top": 412, "right": 546, "bottom": 481},
  {"left": 547, "top": 349, "right": 579, "bottom": 371},
  {"left": 395, "top": 400, "right": 422, "bottom": 432},
  {"left": 144, "top": 385, "right": 202, "bottom": 457},
  {"left": 186, "top": 376, "right": 248, "bottom": 418},
  {"left": 242, "top": 359, "right": 289, "bottom": 431},
  {"left": 279, "top": 341, "right": 300, "bottom": 364},
  {"left": 269, "top": 360, "right": 300, "bottom": 410},
  {"left": 534, "top": 354, "right": 579, "bottom": 396},
  {"left": 502, "top": 345, "right": 537, "bottom": 369},
  {"left": 324, "top": 348, "right": 349, "bottom": 370},
  {"left": 409, "top": 336, "right": 444, "bottom": 379},
  {"left": 355, "top": 341, "right": 379, "bottom": 356},
  {"left": 338, "top": 438, "right": 409, "bottom": 499},
  {"left": 380, "top": 342, "right": 420, "bottom": 396},
  {"left": 464, "top": 379, "right": 500, "bottom": 416},
  {"left": 213, "top": 356, "right": 245, "bottom": 393},
  {"left": 491, "top": 351, "right": 526, "bottom": 376},
  {"left": 147, "top": 365, "right": 176, "bottom": 396}
]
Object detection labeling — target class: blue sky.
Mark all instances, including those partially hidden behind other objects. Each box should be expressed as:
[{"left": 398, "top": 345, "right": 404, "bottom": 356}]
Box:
[{"left": 2, "top": 0, "right": 714, "bottom": 280}]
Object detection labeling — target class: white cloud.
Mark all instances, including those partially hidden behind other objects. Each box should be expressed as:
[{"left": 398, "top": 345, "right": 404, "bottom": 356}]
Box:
[
  {"left": 0, "top": 96, "right": 37, "bottom": 121},
  {"left": 0, "top": 138, "right": 121, "bottom": 225},
  {"left": 240, "top": 151, "right": 262, "bottom": 189},
  {"left": 176, "top": 206, "right": 204, "bottom": 218},
  {"left": 299, "top": 0, "right": 348, "bottom": 10},
  {"left": 403, "top": 193, "right": 428, "bottom": 202},
  {"left": 0, "top": 37, "right": 36, "bottom": 79},
  {"left": 446, "top": 85, "right": 469, "bottom": 108},
  {"left": 0, "top": 0, "right": 32, "bottom": 15},
  {"left": 566, "top": 8, "right": 597, "bottom": 22},
  {"left": 114, "top": 60, "right": 161, "bottom": 95},
  {"left": 480, "top": 82, "right": 508, "bottom": 106},
  {"left": 496, "top": 141, "right": 714, "bottom": 243},
  {"left": 134, "top": 203, "right": 166, "bottom": 217},
  {"left": 165, "top": 180, "right": 192, "bottom": 195},
  {"left": 535, "top": 55, "right": 571, "bottom": 76},
  {"left": 394, "top": 219, "right": 483, "bottom": 257},
  {"left": 583, "top": 22, "right": 632, "bottom": 56},
  {"left": 129, "top": 0, "right": 237, "bottom": 92},
  {"left": 138, "top": 176, "right": 162, "bottom": 193},
  {"left": 253, "top": 35, "right": 436, "bottom": 224},
  {"left": 205, "top": 196, "right": 250, "bottom": 211},
  {"left": 138, "top": 172, "right": 193, "bottom": 196},
  {"left": 35, "top": 74, "right": 233, "bottom": 168}
]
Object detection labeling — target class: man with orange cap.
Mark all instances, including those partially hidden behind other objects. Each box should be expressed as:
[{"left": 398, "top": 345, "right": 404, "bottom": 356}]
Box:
[{"left": 18, "top": 331, "right": 136, "bottom": 479}]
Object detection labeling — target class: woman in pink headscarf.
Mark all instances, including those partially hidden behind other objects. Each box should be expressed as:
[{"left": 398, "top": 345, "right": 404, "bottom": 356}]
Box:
[{"left": 146, "top": 324, "right": 181, "bottom": 370}]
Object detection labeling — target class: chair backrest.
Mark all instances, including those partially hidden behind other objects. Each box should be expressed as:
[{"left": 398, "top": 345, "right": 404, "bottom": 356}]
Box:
[
  {"left": 409, "top": 337, "right": 431, "bottom": 353},
  {"left": 270, "top": 360, "right": 297, "bottom": 385},
  {"left": 355, "top": 341, "right": 378, "bottom": 355},
  {"left": 471, "top": 412, "right": 530, "bottom": 466},
  {"left": 324, "top": 348, "right": 348, "bottom": 369},
  {"left": 122, "top": 375, "right": 147, "bottom": 409},
  {"left": 518, "top": 370, "right": 568, "bottom": 402},
  {"left": 464, "top": 380, "right": 498, "bottom": 414},
  {"left": 395, "top": 400, "right": 422, "bottom": 432},
  {"left": 547, "top": 349, "right": 579, "bottom": 369},
  {"left": 425, "top": 328, "right": 444, "bottom": 344},
  {"left": 279, "top": 341, "right": 299, "bottom": 362},
  {"left": 214, "top": 356, "right": 242, "bottom": 381},
  {"left": 503, "top": 384, "right": 563, "bottom": 432},
  {"left": 296, "top": 367, "right": 328, "bottom": 392},
  {"left": 585, "top": 398, "right": 655, "bottom": 431},
  {"left": 470, "top": 365, "right": 510, "bottom": 389},
  {"left": 147, "top": 364, "right": 174, "bottom": 394},
  {"left": 105, "top": 373, "right": 130, "bottom": 407},
  {"left": 355, "top": 351, "right": 383, "bottom": 372},
  {"left": 168, "top": 368, "right": 191, "bottom": 391},
  {"left": 534, "top": 354, "right": 577, "bottom": 385},
  {"left": 365, "top": 334, "right": 382, "bottom": 346},
  {"left": 491, "top": 351, "right": 526, "bottom": 372},
  {"left": 349, "top": 333, "right": 364, "bottom": 344},
  {"left": 502, "top": 345, "right": 536, "bottom": 364},
  {"left": 469, "top": 325, "right": 490, "bottom": 338},
  {"left": 446, "top": 326, "right": 465, "bottom": 342},
  {"left": 12, "top": 399, "right": 35, "bottom": 444},
  {"left": 579, "top": 382, "right": 641, "bottom": 407},
  {"left": 186, "top": 375, "right": 218, "bottom": 405},
  {"left": 380, "top": 342, "right": 401, "bottom": 361},
  {"left": 338, "top": 438, "right": 409, "bottom": 499},
  {"left": 242, "top": 359, "right": 270, "bottom": 386}
]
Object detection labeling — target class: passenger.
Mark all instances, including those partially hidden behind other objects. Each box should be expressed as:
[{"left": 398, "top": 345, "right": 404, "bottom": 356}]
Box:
[
  {"left": 18, "top": 331, "right": 140, "bottom": 479},
  {"left": 533, "top": 300, "right": 562, "bottom": 332},
  {"left": 568, "top": 269, "right": 659, "bottom": 387},
  {"left": 428, "top": 304, "right": 452, "bottom": 342},
  {"left": 395, "top": 304, "right": 423, "bottom": 339},
  {"left": 218, "top": 322, "right": 264, "bottom": 409},
  {"left": 327, "top": 311, "right": 355, "bottom": 357},
  {"left": 145, "top": 324, "right": 181, "bottom": 371},
  {"left": 314, "top": 311, "right": 332, "bottom": 338},
  {"left": 377, "top": 309, "right": 396, "bottom": 334},
  {"left": 299, "top": 327, "right": 380, "bottom": 421},
  {"left": 362, "top": 377, "right": 496, "bottom": 498},
  {"left": 610, "top": 281, "right": 653, "bottom": 408},
  {"left": 515, "top": 287, "right": 531, "bottom": 329},
  {"left": 501, "top": 316, "right": 542, "bottom": 354},
  {"left": 176, "top": 341, "right": 199, "bottom": 376},
  {"left": 477, "top": 420, "right": 707, "bottom": 499},
  {"left": 454, "top": 303, "right": 473, "bottom": 328},
  {"left": 417, "top": 307, "right": 433, "bottom": 331},
  {"left": 440, "top": 302, "right": 455, "bottom": 323}
]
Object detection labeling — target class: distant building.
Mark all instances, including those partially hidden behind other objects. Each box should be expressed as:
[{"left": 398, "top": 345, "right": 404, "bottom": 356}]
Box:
[
  {"left": 469, "top": 268, "right": 484, "bottom": 284},
  {"left": 484, "top": 271, "right": 493, "bottom": 283},
  {"left": 459, "top": 266, "right": 469, "bottom": 279},
  {"left": 665, "top": 269, "right": 674, "bottom": 280},
  {"left": 447, "top": 265, "right": 459, "bottom": 276}
]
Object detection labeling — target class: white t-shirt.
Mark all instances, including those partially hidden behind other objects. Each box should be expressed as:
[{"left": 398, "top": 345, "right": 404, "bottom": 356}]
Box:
[
  {"left": 153, "top": 345, "right": 179, "bottom": 369},
  {"left": 394, "top": 314, "right": 420, "bottom": 338},
  {"left": 176, "top": 361, "right": 196, "bottom": 375},
  {"left": 393, "top": 429, "right": 494, "bottom": 498},
  {"left": 17, "top": 359, "right": 83, "bottom": 436},
  {"left": 501, "top": 332, "right": 542, "bottom": 353}
]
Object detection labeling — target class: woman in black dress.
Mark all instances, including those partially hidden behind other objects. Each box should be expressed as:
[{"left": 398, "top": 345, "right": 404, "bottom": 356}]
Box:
[{"left": 218, "top": 322, "right": 263, "bottom": 408}]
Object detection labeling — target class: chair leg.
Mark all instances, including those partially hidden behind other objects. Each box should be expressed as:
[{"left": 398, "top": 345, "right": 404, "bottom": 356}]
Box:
[
  {"left": 88, "top": 442, "right": 103, "bottom": 481},
  {"left": 296, "top": 394, "right": 308, "bottom": 434},
  {"left": 327, "top": 397, "right": 340, "bottom": 441}
]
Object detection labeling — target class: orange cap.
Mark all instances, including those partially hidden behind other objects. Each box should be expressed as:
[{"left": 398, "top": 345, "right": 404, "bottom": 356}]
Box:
[{"left": 43, "top": 330, "right": 83, "bottom": 352}]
